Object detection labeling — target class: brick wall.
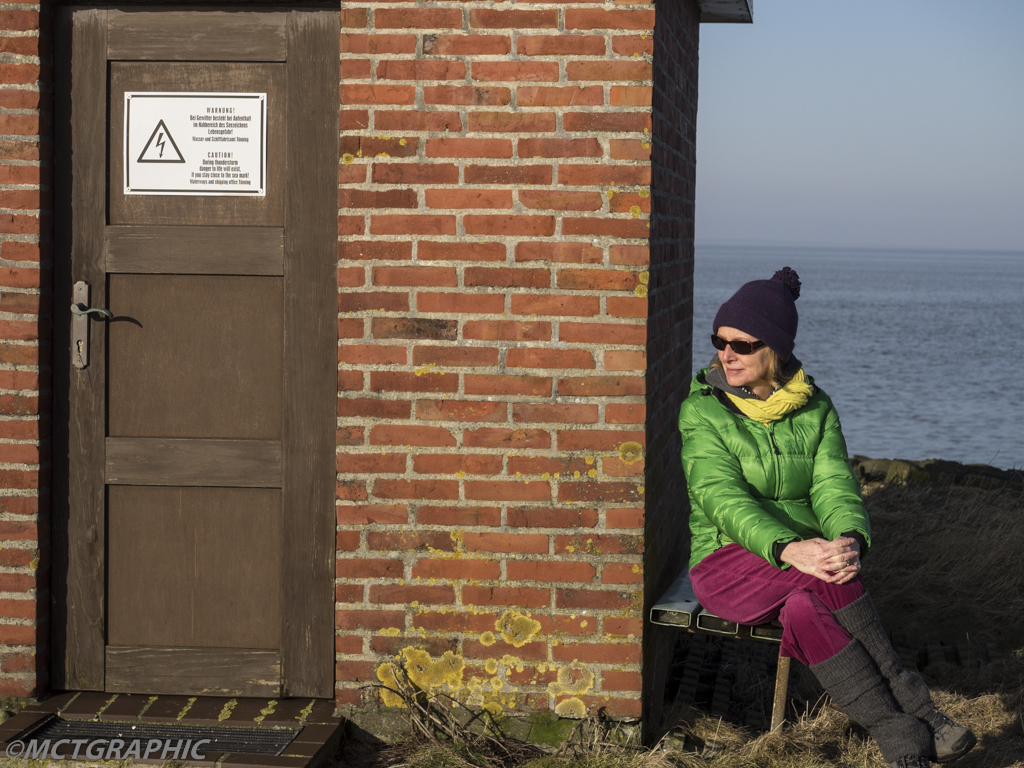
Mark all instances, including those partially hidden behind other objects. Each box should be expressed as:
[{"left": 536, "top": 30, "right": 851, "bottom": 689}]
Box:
[
  {"left": 0, "top": 3, "right": 51, "bottom": 698},
  {"left": 0, "top": 0, "right": 702, "bottom": 720},
  {"left": 643, "top": 0, "right": 699, "bottom": 729}
]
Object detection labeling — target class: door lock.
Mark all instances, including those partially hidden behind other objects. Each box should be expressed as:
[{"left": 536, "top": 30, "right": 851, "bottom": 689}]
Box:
[{"left": 71, "top": 281, "right": 111, "bottom": 370}]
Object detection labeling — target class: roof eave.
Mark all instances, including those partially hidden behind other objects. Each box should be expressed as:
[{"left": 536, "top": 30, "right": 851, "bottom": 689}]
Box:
[{"left": 699, "top": 0, "right": 753, "bottom": 23}]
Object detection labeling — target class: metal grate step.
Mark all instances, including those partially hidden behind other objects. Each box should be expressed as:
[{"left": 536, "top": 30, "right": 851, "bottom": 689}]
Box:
[{"left": 18, "top": 716, "right": 299, "bottom": 756}]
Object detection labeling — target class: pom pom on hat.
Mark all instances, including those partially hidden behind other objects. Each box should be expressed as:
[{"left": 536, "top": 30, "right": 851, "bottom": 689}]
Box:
[
  {"left": 712, "top": 266, "right": 801, "bottom": 362},
  {"left": 772, "top": 266, "right": 801, "bottom": 299}
]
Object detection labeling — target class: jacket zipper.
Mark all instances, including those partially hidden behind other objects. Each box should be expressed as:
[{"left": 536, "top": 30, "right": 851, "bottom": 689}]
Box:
[{"left": 767, "top": 423, "right": 782, "bottom": 499}]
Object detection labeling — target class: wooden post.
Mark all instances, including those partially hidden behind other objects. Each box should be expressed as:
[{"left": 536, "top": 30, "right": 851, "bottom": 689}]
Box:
[{"left": 771, "top": 654, "right": 791, "bottom": 732}]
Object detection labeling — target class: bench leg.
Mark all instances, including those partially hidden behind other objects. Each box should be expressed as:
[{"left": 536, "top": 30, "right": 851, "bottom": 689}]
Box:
[{"left": 770, "top": 653, "right": 790, "bottom": 732}]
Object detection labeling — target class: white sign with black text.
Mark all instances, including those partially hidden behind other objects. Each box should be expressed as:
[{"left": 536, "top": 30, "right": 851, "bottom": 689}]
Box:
[{"left": 123, "top": 92, "right": 267, "bottom": 196}]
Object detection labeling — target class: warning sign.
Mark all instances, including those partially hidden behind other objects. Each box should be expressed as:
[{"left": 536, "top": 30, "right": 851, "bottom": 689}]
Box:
[{"left": 123, "top": 92, "right": 267, "bottom": 196}]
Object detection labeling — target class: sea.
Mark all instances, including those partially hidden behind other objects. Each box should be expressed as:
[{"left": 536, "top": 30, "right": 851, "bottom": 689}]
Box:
[{"left": 691, "top": 245, "right": 1024, "bottom": 470}]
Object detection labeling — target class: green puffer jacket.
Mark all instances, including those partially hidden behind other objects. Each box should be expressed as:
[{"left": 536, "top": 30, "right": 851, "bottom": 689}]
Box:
[{"left": 678, "top": 365, "right": 870, "bottom": 570}]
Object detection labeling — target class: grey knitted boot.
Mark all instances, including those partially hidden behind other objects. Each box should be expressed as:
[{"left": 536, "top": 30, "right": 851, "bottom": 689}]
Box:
[
  {"left": 810, "top": 639, "right": 932, "bottom": 766},
  {"left": 834, "top": 593, "right": 976, "bottom": 763}
]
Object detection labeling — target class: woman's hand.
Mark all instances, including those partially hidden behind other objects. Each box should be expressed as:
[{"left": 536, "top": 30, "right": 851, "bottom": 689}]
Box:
[{"left": 780, "top": 537, "right": 861, "bottom": 584}]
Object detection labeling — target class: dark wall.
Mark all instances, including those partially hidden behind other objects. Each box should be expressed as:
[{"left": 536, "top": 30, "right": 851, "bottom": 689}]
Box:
[{"left": 643, "top": 0, "right": 699, "bottom": 734}]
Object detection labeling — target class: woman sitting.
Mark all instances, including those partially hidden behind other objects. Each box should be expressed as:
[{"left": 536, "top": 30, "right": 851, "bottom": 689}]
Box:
[{"left": 677, "top": 267, "right": 975, "bottom": 768}]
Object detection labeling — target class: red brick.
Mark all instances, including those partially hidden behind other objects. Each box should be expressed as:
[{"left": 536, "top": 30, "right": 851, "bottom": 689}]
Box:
[
  {"left": 510, "top": 295, "right": 599, "bottom": 317},
  {"left": 339, "top": 111, "right": 371, "bottom": 132},
  {"left": 338, "top": 344, "right": 406, "bottom": 365},
  {"left": 557, "top": 269, "right": 638, "bottom": 292},
  {"left": 375, "top": 109, "right": 463, "bottom": 133},
  {"left": 370, "top": 585, "right": 455, "bottom": 605},
  {"left": 336, "top": 480, "right": 368, "bottom": 501},
  {"left": 418, "top": 241, "right": 506, "bottom": 262},
  {"left": 464, "top": 267, "right": 549, "bottom": 288},
  {"left": 464, "top": 480, "right": 551, "bottom": 502},
  {"left": 462, "top": 586, "right": 549, "bottom": 607},
  {"left": 517, "top": 35, "right": 605, "bottom": 55},
  {"left": 605, "top": 617, "right": 644, "bottom": 636},
  {"left": 337, "top": 398, "right": 411, "bottom": 419},
  {"left": 470, "top": 9, "right": 558, "bottom": 29},
  {"left": 340, "top": 59, "right": 371, "bottom": 79},
  {"left": 607, "top": 296, "right": 648, "bottom": 318},
  {"left": 412, "top": 559, "right": 502, "bottom": 580},
  {"left": 567, "top": 61, "right": 651, "bottom": 81},
  {"left": 558, "top": 482, "right": 643, "bottom": 503},
  {"left": 417, "top": 505, "right": 501, "bottom": 526},
  {"left": 507, "top": 561, "right": 595, "bottom": 583},
  {"left": 339, "top": 240, "right": 413, "bottom": 261},
  {"left": 606, "top": 508, "right": 644, "bottom": 530},
  {"left": 373, "top": 266, "right": 458, "bottom": 287},
  {"left": 510, "top": 508, "right": 599, "bottom": 530},
  {"left": 373, "top": 163, "right": 459, "bottom": 185},
  {"left": 609, "top": 86, "right": 652, "bottom": 106},
  {"left": 336, "top": 610, "right": 405, "bottom": 631},
  {"left": 606, "top": 403, "right": 645, "bottom": 424},
  {"left": 518, "top": 191, "right": 602, "bottom": 212},
  {"left": 371, "top": 215, "right": 457, "bottom": 236},
  {"left": 336, "top": 635, "right": 365, "bottom": 655},
  {"left": 559, "top": 164, "right": 651, "bottom": 186},
  {"left": 464, "top": 215, "right": 555, "bottom": 237},
  {"left": 426, "top": 138, "right": 513, "bottom": 159},
  {"left": 424, "top": 86, "right": 512, "bottom": 106},
  {"left": 337, "top": 267, "right": 365, "bottom": 288},
  {"left": 609, "top": 194, "right": 652, "bottom": 215},
  {"left": 610, "top": 139, "right": 650, "bottom": 160},
  {"left": 520, "top": 138, "right": 601, "bottom": 158},
  {"left": 341, "top": 8, "right": 369, "bottom": 27},
  {"left": 557, "top": 588, "right": 631, "bottom": 610},
  {"left": 560, "top": 322, "right": 644, "bottom": 345},
  {"left": 464, "top": 428, "right": 550, "bottom": 449},
  {"left": 374, "top": 478, "right": 460, "bottom": 500},
  {"left": 464, "top": 320, "right": 550, "bottom": 341},
  {"left": 338, "top": 371, "right": 365, "bottom": 391},
  {"left": 339, "top": 292, "right": 409, "bottom": 313},
  {"left": 416, "top": 399, "right": 506, "bottom": 422},
  {"left": 609, "top": 245, "right": 649, "bottom": 265},
  {"left": 371, "top": 371, "right": 460, "bottom": 393},
  {"left": 558, "top": 430, "right": 644, "bottom": 451},
  {"left": 414, "top": 346, "right": 500, "bottom": 368},
  {"left": 337, "top": 504, "right": 408, "bottom": 525},
  {"left": 370, "top": 425, "right": 456, "bottom": 447},
  {"left": 337, "top": 427, "right": 365, "bottom": 446},
  {"left": 0, "top": 625, "right": 36, "bottom": 645},
  {"left": 512, "top": 403, "right": 598, "bottom": 423},
  {"left": 468, "top": 112, "right": 556, "bottom": 132},
  {"left": 368, "top": 531, "right": 456, "bottom": 552},
  {"left": 564, "top": 112, "right": 652, "bottom": 132},
  {"left": 601, "top": 670, "right": 642, "bottom": 691},
  {"left": 337, "top": 453, "right": 406, "bottom": 474},
  {"left": 336, "top": 558, "right": 404, "bottom": 579},
  {"left": 603, "top": 457, "right": 644, "bottom": 476},
  {"left": 517, "top": 86, "right": 603, "bottom": 107},
  {"left": 417, "top": 293, "right": 505, "bottom": 313},
  {"left": 0, "top": 444, "right": 39, "bottom": 464},
  {"left": 423, "top": 34, "right": 511, "bottom": 55},
  {"left": 464, "top": 374, "right": 552, "bottom": 397},
  {"left": 515, "top": 242, "right": 602, "bottom": 264},
  {"left": 506, "top": 348, "right": 594, "bottom": 370},
  {"left": 506, "top": 457, "right": 590, "bottom": 477},
  {"left": 333, "top": 529, "right": 356, "bottom": 551},
  {"left": 335, "top": 584, "right": 365, "bottom": 603},
  {"left": 605, "top": 350, "right": 646, "bottom": 370},
  {"left": 472, "top": 62, "right": 559, "bottom": 82},
  {"left": 463, "top": 640, "right": 548, "bottom": 660},
  {"left": 425, "top": 189, "right": 513, "bottom": 209},
  {"left": 414, "top": 611, "right": 500, "bottom": 633},
  {"left": 340, "top": 84, "right": 415, "bottom": 105},
  {"left": 341, "top": 33, "right": 417, "bottom": 54},
  {"left": 376, "top": 8, "right": 462, "bottom": 28},
  {"left": 345, "top": 136, "right": 420, "bottom": 158},
  {"left": 414, "top": 455, "right": 503, "bottom": 475},
  {"left": 377, "top": 60, "right": 466, "bottom": 80},
  {"left": 563, "top": 218, "right": 650, "bottom": 239},
  {"left": 465, "top": 165, "right": 552, "bottom": 185},
  {"left": 565, "top": 9, "right": 655, "bottom": 29}
]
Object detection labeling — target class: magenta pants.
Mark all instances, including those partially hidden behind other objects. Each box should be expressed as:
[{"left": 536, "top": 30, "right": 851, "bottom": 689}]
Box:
[{"left": 689, "top": 543, "right": 865, "bottom": 665}]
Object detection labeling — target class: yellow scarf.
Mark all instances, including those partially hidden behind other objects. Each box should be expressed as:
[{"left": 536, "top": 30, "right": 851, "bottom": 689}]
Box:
[{"left": 725, "top": 369, "right": 813, "bottom": 424}]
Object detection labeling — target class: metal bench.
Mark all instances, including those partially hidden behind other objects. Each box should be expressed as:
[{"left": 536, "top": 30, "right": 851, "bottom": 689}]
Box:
[{"left": 650, "top": 568, "right": 791, "bottom": 731}]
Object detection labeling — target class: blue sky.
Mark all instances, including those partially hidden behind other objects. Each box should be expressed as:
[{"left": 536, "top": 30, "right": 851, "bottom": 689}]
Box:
[{"left": 694, "top": 0, "right": 1024, "bottom": 251}]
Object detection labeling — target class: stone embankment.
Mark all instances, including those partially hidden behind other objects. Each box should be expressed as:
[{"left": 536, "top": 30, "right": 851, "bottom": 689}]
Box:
[{"left": 849, "top": 456, "right": 1023, "bottom": 490}]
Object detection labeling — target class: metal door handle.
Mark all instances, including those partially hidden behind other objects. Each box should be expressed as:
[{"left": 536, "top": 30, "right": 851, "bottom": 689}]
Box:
[{"left": 71, "top": 302, "right": 113, "bottom": 319}]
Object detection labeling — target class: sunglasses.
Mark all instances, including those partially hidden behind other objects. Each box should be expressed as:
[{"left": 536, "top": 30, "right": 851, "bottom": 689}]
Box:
[{"left": 711, "top": 334, "right": 765, "bottom": 355}]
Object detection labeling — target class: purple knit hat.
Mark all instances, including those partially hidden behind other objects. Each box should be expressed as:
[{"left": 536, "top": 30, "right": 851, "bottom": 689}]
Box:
[{"left": 713, "top": 267, "right": 802, "bottom": 362}]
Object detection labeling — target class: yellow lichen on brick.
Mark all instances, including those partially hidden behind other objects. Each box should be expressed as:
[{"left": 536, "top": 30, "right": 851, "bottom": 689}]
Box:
[
  {"left": 480, "top": 631, "right": 497, "bottom": 646},
  {"left": 554, "top": 697, "right": 587, "bottom": 719},
  {"left": 634, "top": 284, "right": 648, "bottom": 298},
  {"left": 485, "top": 659, "right": 498, "bottom": 675},
  {"left": 618, "top": 441, "right": 644, "bottom": 464},
  {"left": 548, "top": 664, "right": 595, "bottom": 698},
  {"left": 497, "top": 610, "right": 542, "bottom": 648},
  {"left": 376, "top": 662, "right": 406, "bottom": 708}
]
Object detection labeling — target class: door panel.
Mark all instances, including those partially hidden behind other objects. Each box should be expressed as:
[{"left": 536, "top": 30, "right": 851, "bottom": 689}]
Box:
[
  {"left": 107, "top": 274, "right": 284, "bottom": 439},
  {"left": 53, "top": 7, "right": 338, "bottom": 697},
  {"left": 109, "top": 62, "right": 287, "bottom": 226},
  {"left": 107, "top": 486, "right": 282, "bottom": 649}
]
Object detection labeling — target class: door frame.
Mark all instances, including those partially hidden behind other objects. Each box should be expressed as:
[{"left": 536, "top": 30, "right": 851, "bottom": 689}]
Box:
[{"left": 51, "top": 5, "right": 339, "bottom": 698}]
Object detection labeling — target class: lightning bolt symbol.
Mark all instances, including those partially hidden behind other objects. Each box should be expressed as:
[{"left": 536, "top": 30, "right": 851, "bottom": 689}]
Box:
[{"left": 156, "top": 131, "right": 167, "bottom": 158}]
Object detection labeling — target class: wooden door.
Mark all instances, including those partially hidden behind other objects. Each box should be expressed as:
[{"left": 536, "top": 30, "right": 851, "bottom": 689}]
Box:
[{"left": 51, "top": 7, "right": 339, "bottom": 698}]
